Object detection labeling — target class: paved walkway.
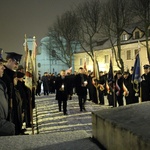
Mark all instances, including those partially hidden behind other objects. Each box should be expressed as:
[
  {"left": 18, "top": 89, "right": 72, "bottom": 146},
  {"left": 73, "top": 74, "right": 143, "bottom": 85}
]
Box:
[
  {"left": 35, "top": 94, "right": 110, "bottom": 135},
  {"left": 24, "top": 94, "right": 111, "bottom": 149}
]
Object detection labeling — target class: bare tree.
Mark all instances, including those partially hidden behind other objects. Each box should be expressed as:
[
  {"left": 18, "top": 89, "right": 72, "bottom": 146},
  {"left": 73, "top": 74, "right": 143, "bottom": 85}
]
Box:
[
  {"left": 47, "top": 10, "right": 80, "bottom": 68},
  {"left": 130, "top": 0, "right": 150, "bottom": 63},
  {"left": 76, "top": 0, "right": 103, "bottom": 78},
  {"left": 102, "top": 0, "right": 131, "bottom": 72}
]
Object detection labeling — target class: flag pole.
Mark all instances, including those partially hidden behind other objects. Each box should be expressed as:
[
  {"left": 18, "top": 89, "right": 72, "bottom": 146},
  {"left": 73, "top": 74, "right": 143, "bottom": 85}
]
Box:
[
  {"left": 93, "top": 52, "right": 100, "bottom": 104},
  {"left": 111, "top": 48, "right": 116, "bottom": 107},
  {"left": 138, "top": 40, "right": 142, "bottom": 103}
]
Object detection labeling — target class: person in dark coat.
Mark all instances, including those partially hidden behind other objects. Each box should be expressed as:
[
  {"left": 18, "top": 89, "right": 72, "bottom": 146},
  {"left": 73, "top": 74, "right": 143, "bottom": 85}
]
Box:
[
  {"left": 75, "top": 67, "right": 88, "bottom": 111},
  {"left": 141, "top": 64, "right": 150, "bottom": 101},
  {"left": 16, "top": 71, "right": 32, "bottom": 130},
  {"left": 1, "top": 52, "right": 22, "bottom": 123},
  {"left": 0, "top": 55, "right": 15, "bottom": 136},
  {"left": 98, "top": 71, "right": 106, "bottom": 105},
  {"left": 42, "top": 72, "right": 49, "bottom": 95},
  {"left": 123, "top": 71, "right": 132, "bottom": 105},
  {"left": 13, "top": 73, "right": 23, "bottom": 135},
  {"left": 115, "top": 71, "right": 124, "bottom": 106},
  {"left": 130, "top": 66, "right": 139, "bottom": 104},
  {"left": 87, "top": 71, "right": 93, "bottom": 101},
  {"left": 49, "top": 73, "right": 56, "bottom": 94},
  {"left": 55, "top": 70, "right": 72, "bottom": 115},
  {"left": 36, "top": 73, "right": 42, "bottom": 96}
]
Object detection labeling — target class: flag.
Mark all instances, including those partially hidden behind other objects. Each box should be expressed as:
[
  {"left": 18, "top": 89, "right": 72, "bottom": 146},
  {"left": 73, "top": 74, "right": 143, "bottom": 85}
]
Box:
[
  {"left": 31, "top": 36, "right": 38, "bottom": 87},
  {"left": 93, "top": 53, "right": 99, "bottom": 80},
  {"left": 24, "top": 36, "right": 38, "bottom": 90},
  {"left": 131, "top": 53, "right": 140, "bottom": 93},
  {"left": 107, "top": 58, "right": 114, "bottom": 84},
  {"left": 83, "top": 60, "right": 87, "bottom": 72},
  {"left": 106, "top": 58, "right": 114, "bottom": 94},
  {"left": 65, "top": 67, "right": 72, "bottom": 74},
  {"left": 25, "top": 49, "right": 33, "bottom": 90},
  {"left": 23, "top": 35, "right": 38, "bottom": 135}
]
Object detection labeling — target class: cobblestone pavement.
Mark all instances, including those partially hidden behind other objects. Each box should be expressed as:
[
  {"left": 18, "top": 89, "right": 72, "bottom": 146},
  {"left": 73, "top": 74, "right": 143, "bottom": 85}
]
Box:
[{"left": 34, "top": 94, "right": 111, "bottom": 136}]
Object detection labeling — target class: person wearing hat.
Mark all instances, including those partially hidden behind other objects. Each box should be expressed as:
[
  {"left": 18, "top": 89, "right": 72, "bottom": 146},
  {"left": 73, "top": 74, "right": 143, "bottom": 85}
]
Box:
[
  {"left": 98, "top": 71, "right": 106, "bottom": 105},
  {"left": 15, "top": 71, "right": 32, "bottom": 132},
  {"left": 1, "top": 52, "right": 22, "bottom": 130},
  {"left": 75, "top": 67, "right": 88, "bottom": 111},
  {"left": 141, "top": 64, "right": 150, "bottom": 101},
  {"left": 17, "top": 65, "right": 24, "bottom": 73},
  {"left": 123, "top": 71, "right": 135, "bottom": 105},
  {"left": 0, "top": 57, "right": 15, "bottom": 136},
  {"left": 115, "top": 70, "right": 124, "bottom": 106}
]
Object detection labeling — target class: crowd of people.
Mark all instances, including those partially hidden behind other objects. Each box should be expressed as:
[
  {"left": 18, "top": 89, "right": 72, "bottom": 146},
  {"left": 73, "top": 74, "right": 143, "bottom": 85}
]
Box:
[
  {"left": 37, "top": 64, "right": 150, "bottom": 116},
  {"left": 0, "top": 47, "right": 150, "bottom": 136},
  {"left": 0, "top": 49, "right": 34, "bottom": 136}
]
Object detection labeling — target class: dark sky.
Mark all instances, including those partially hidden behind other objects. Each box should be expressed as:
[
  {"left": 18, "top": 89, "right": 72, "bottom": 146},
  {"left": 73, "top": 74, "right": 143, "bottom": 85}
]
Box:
[{"left": 0, "top": 0, "right": 86, "bottom": 55}]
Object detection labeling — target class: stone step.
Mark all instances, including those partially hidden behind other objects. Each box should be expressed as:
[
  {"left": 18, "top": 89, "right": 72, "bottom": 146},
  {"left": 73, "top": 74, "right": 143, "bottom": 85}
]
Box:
[
  {"left": 92, "top": 102, "right": 150, "bottom": 150},
  {"left": 0, "top": 130, "right": 100, "bottom": 150}
]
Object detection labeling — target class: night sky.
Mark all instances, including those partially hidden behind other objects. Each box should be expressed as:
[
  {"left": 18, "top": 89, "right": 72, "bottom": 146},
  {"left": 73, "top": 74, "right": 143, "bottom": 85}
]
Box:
[{"left": 0, "top": 0, "right": 86, "bottom": 55}]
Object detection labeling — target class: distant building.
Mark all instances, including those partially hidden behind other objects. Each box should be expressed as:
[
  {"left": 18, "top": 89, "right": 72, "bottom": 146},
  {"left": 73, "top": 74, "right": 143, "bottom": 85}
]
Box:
[
  {"left": 74, "top": 22, "right": 150, "bottom": 74},
  {"left": 36, "top": 36, "right": 68, "bottom": 76}
]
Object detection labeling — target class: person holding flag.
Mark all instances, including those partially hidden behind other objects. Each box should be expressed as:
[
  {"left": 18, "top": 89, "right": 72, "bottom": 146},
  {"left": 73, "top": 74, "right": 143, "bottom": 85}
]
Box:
[{"left": 106, "top": 58, "right": 116, "bottom": 107}]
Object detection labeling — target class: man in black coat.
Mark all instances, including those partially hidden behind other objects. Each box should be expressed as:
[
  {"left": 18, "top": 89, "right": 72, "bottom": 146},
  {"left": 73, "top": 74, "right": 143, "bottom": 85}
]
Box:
[
  {"left": 1, "top": 52, "right": 22, "bottom": 128},
  {"left": 123, "top": 71, "right": 132, "bottom": 105},
  {"left": 0, "top": 55, "right": 15, "bottom": 136},
  {"left": 75, "top": 67, "right": 88, "bottom": 111},
  {"left": 115, "top": 71, "right": 124, "bottom": 106},
  {"left": 55, "top": 70, "right": 72, "bottom": 115},
  {"left": 141, "top": 64, "right": 150, "bottom": 101}
]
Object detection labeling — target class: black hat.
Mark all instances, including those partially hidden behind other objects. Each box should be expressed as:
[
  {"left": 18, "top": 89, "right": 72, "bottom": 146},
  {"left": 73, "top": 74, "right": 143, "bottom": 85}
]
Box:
[
  {"left": 17, "top": 72, "right": 25, "bottom": 78},
  {"left": 131, "top": 66, "right": 134, "bottom": 71},
  {"left": 123, "top": 71, "right": 129, "bottom": 75},
  {"left": 143, "top": 64, "right": 150, "bottom": 69},
  {"left": 5, "top": 52, "right": 22, "bottom": 63},
  {"left": 17, "top": 65, "right": 24, "bottom": 71},
  {"left": 116, "top": 70, "right": 122, "bottom": 75},
  {"left": 79, "top": 67, "right": 83, "bottom": 69}
]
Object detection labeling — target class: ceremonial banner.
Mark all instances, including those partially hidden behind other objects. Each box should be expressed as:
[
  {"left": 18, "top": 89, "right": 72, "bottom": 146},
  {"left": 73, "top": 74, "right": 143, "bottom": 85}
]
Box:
[
  {"left": 131, "top": 53, "right": 140, "bottom": 93},
  {"left": 83, "top": 60, "right": 87, "bottom": 72},
  {"left": 93, "top": 53, "right": 99, "bottom": 80}
]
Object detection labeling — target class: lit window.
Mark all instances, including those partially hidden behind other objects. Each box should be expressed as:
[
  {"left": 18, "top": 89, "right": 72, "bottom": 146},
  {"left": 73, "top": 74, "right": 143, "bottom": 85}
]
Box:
[
  {"left": 38, "top": 63, "right": 41, "bottom": 68},
  {"left": 126, "top": 50, "right": 131, "bottom": 60},
  {"left": 104, "top": 55, "right": 109, "bottom": 63},
  {"left": 80, "top": 58, "right": 82, "bottom": 65},
  {"left": 134, "top": 49, "right": 139, "bottom": 56},
  {"left": 122, "top": 34, "right": 128, "bottom": 41},
  {"left": 86, "top": 58, "right": 89, "bottom": 65}
]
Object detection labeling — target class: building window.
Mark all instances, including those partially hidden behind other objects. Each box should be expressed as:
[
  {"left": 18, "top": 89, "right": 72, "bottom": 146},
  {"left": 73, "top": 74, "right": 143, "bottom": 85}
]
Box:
[
  {"left": 122, "top": 34, "right": 128, "bottom": 41},
  {"left": 80, "top": 58, "right": 82, "bottom": 66},
  {"left": 135, "top": 31, "right": 140, "bottom": 39},
  {"left": 86, "top": 58, "right": 89, "bottom": 65},
  {"left": 38, "top": 63, "right": 41, "bottom": 68},
  {"left": 134, "top": 49, "right": 139, "bottom": 57},
  {"left": 126, "top": 50, "right": 131, "bottom": 60},
  {"left": 104, "top": 55, "right": 109, "bottom": 63}
]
